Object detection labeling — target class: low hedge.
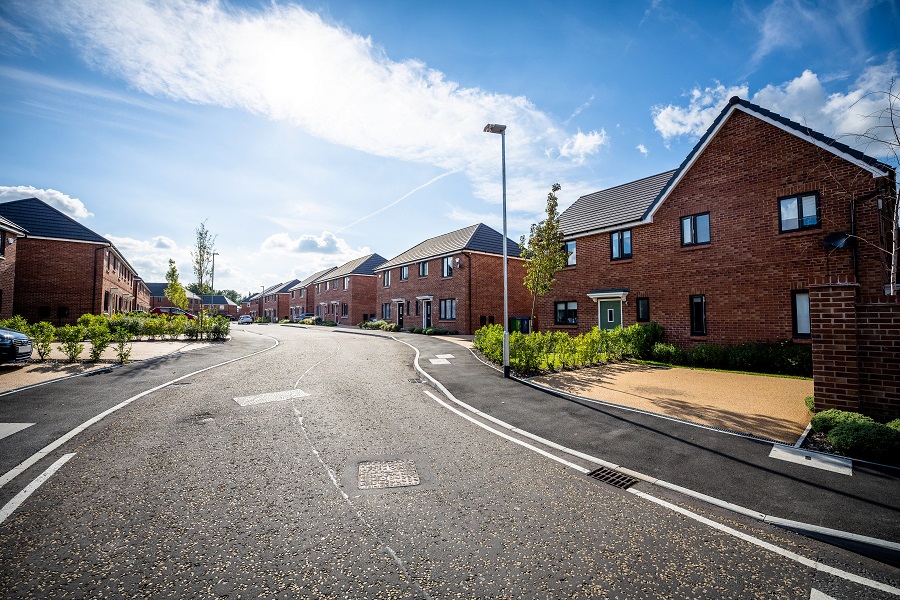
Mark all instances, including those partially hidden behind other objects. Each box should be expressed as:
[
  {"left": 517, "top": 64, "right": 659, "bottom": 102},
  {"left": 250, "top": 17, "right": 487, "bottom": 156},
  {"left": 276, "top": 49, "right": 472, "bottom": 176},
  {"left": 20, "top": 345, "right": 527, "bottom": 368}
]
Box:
[
  {"left": 828, "top": 421, "right": 900, "bottom": 464},
  {"left": 810, "top": 409, "right": 875, "bottom": 433}
]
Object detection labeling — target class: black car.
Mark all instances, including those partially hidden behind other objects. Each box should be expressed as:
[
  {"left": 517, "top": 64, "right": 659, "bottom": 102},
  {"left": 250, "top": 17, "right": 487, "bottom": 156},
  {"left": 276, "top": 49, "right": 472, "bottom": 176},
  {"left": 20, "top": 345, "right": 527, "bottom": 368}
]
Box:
[{"left": 0, "top": 327, "right": 33, "bottom": 363}]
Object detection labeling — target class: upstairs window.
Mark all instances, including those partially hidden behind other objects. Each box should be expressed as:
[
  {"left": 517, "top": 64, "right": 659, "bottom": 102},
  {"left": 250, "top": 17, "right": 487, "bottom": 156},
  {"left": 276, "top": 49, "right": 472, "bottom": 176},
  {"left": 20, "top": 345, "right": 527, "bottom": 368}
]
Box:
[
  {"left": 442, "top": 257, "right": 454, "bottom": 277},
  {"left": 418, "top": 261, "right": 428, "bottom": 277},
  {"left": 611, "top": 230, "right": 632, "bottom": 260},
  {"left": 555, "top": 301, "right": 577, "bottom": 325},
  {"left": 779, "top": 192, "right": 819, "bottom": 232},
  {"left": 400, "top": 266, "right": 409, "bottom": 280},
  {"left": 325, "top": 281, "right": 330, "bottom": 291},
  {"left": 681, "top": 213, "right": 710, "bottom": 246},
  {"left": 383, "top": 270, "right": 391, "bottom": 287},
  {"left": 344, "top": 276, "right": 350, "bottom": 289},
  {"left": 564, "top": 241, "right": 576, "bottom": 266}
]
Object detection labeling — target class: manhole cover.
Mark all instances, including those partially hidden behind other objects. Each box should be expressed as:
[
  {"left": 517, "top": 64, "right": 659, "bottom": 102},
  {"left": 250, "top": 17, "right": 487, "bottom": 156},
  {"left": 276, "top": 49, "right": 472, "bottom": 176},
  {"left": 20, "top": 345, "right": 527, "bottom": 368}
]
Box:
[
  {"left": 588, "top": 466, "right": 639, "bottom": 490},
  {"left": 358, "top": 460, "right": 421, "bottom": 490}
]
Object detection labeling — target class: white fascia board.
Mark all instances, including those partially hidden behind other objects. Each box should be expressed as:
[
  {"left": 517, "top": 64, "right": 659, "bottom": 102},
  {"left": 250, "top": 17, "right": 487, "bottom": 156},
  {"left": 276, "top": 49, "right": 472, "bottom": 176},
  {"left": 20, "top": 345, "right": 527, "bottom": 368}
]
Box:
[
  {"left": 27, "top": 235, "right": 109, "bottom": 246},
  {"left": 564, "top": 220, "right": 648, "bottom": 241},
  {"left": 587, "top": 290, "right": 629, "bottom": 302},
  {"left": 415, "top": 294, "right": 434, "bottom": 300}
]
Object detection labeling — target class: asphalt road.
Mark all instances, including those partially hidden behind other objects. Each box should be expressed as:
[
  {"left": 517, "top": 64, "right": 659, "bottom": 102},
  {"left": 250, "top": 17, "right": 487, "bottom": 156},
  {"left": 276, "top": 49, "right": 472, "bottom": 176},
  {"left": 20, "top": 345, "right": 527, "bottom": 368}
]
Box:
[{"left": 0, "top": 325, "right": 897, "bottom": 598}]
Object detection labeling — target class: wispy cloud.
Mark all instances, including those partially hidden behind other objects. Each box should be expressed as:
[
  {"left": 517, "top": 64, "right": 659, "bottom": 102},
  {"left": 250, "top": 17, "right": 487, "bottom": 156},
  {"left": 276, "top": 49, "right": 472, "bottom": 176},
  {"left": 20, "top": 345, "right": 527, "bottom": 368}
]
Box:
[
  {"left": 0, "top": 185, "right": 93, "bottom": 219},
  {"left": 636, "top": 143, "right": 649, "bottom": 156},
  {"left": 24, "top": 0, "right": 609, "bottom": 212}
]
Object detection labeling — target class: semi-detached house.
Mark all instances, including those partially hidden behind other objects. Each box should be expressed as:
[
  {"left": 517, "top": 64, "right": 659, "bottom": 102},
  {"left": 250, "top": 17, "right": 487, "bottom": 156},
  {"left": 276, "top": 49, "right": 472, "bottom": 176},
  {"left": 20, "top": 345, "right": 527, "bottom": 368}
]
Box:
[
  {"left": 313, "top": 254, "right": 386, "bottom": 325},
  {"left": 288, "top": 266, "right": 337, "bottom": 321},
  {"left": 540, "top": 96, "right": 895, "bottom": 349},
  {"left": 374, "top": 223, "right": 531, "bottom": 335}
]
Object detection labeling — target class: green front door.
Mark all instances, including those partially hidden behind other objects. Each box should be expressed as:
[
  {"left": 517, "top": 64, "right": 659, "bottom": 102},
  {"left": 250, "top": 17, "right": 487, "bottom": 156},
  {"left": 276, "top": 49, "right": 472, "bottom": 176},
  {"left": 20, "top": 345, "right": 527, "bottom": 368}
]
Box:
[{"left": 599, "top": 300, "right": 622, "bottom": 330}]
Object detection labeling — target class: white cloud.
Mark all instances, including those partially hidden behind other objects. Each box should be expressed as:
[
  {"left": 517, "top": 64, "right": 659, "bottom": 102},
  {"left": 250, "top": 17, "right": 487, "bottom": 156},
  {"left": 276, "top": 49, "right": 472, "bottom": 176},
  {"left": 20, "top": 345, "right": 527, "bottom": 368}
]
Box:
[
  {"left": 0, "top": 185, "right": 93, "bottom": 219},
  {"left": 651, "top": 59, "right": 899, "bottom": 158},
  {"left": 28, "top": 0, "right": 608, "bottom": 213},
  {"left": 636, "top": 143, "right": 649, "bottom": 156},
  {"left": 260, "top": 231, "right": 347, "bottom": 255}
]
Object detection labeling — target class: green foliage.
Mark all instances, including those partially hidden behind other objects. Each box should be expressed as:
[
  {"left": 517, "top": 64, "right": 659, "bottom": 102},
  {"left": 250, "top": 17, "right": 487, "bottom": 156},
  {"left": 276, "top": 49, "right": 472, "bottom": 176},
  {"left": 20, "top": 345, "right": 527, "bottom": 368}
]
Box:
[
  {"left": 167, "top": 315, "right": 187, "bottom": 339},
  {"left": 2, "top": 315, "right": 28, "bottom": 333},
  {"left": 520, "top": 183, "right": 568, "bottom": 319},
  {"left": 651, "top": 342, "right": 684, "bottom": 364},
  {"left": 56, "top": 324, "right": 86, "bottom": 362},
  {"left": 144, "top": 315, "right": 168, "bottom": 340},
  {"left": 112, "top": 329, "right": 132, "bottom": 363},
  {"left": 473, "top": 324, "right": 504, "bottom": 363},
  {"left": 87, "top": 323, "right": 112, "bottom": 361},
  {"left": 184, "top": 319, "right": 201, "bottom": 340},
  {"left": 26, "top": 322, "right": 55, "bottom": 360},
  {"left": 624, "top": 322, "right": 665, "bottom": 359},
  {"left": 190, "top": 220, "right": 217, "bottom": 299},
  {"left": 810, "top": 409, "right": 875, "bottom": 434},
  {"left": 828, "top": 421, "right": 900, "bottom": 464},
  {"left": 164, "top": 258, "right": 189, "bottom": 311},
  {"left": 210, "top": 316, "right": 231, "bottom": 340},
  {"left": 805, "top": 395, "right": 816, "bottom": 413},
  {"left": 688, "top": 343, "right": 728, "bottom": 369},
  {"left": 887, "top": 419, "right": 900, "bottom": 433}
]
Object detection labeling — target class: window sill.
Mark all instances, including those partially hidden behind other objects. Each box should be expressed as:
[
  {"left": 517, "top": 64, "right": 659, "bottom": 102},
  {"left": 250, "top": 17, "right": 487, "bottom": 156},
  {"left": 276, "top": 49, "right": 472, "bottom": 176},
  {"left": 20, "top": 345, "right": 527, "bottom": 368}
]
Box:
[
  {"left": 680, "top": 243, "right": 710, "bottom": 251},
  {"left": 610, "top": 258, "right": 633, "bottom": 264},
  {"left": 552, "top": 324, "right": 579, "bottom": 328},
  {"left": 778, "top": 227, "right": 821, "bottom": 239},
  {"left": 791, "top": 336, "right": 812, "bottom": 343}
]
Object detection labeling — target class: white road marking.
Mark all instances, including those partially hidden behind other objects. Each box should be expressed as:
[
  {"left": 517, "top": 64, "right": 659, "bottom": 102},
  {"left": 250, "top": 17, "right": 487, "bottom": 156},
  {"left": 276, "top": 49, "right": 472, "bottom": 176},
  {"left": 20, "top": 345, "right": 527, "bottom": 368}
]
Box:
[
  {"left": 234, "top": 389, "right": 310, "bottom": 406},
  {"left": 0, "top": 453, "right": 75, "bottom": 525},
  {"left": 435, "top": 354, "right": 455, "bottom": 359},
  {"left": 0, "top": 423, "right": 34, "bottom": 440},
  {"left": 0, "top": 332, "right": 279, "bottom": 490},
  {"left": 428, "top": 358, "right": 451, "bottom": 365},
  {"left": 396, "top": 336, "right": 900, "bottom": 597},
  {"left": 810, "top": 589, "right": 836, "bottom": 599},
  {"left": 769, "top": 445, "right": 852, "bottom": 475}
]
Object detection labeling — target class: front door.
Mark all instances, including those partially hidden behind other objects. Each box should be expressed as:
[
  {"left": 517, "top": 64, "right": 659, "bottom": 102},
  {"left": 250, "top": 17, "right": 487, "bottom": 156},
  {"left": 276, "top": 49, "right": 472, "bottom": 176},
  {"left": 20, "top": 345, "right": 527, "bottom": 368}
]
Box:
[
  {"left": 423, "top": 300, "right": 432, "bottom": 328},
  {"left": 599, "top": 300, "right": 622, "bottom": 330},
  {"left": 397, "top": 303, "right": 404, "bottom": 328}
]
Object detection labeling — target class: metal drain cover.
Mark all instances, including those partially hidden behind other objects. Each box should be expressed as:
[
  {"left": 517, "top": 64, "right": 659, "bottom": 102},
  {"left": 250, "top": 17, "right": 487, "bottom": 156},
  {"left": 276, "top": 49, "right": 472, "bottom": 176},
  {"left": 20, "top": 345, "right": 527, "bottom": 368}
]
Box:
[
  {"left": 588, "top": 466, "right": 639, "bottom": 490},
  {"left": 358, "top": 460, "right": 421, "bottom": 490}
]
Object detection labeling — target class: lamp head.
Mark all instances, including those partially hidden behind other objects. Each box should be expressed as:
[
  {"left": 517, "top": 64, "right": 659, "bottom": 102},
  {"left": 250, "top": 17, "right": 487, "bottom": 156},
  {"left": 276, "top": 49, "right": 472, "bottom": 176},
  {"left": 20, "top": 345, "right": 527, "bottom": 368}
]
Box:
[{"left": 484, "top": 124, "right": 507, "bottom": 134}]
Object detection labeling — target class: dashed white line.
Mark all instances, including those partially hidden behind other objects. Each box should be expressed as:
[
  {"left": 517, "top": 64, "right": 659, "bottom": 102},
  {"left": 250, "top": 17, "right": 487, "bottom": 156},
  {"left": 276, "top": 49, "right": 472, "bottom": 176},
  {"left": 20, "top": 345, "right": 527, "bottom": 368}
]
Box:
[{"left": 0, "top": 453, "right": 75, "bottom": 525}]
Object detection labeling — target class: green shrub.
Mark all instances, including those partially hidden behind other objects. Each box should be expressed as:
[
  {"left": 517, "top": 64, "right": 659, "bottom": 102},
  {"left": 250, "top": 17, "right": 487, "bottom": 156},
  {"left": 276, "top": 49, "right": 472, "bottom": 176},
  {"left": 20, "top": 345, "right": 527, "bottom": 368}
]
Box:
[
  {"left": 2, "top": 315, "right": 28, "bottom": 333},
  {"left": 210, "top": 316, "right": 231, "bottom": 340},
  {"left": 166, "top": 315, "right": 187, "bottom": 339},
  {"left": 624, "top": 322, "right": 665, "bottom": 359},
  {"left": 184, "top": 319, "right": 201, "bottom": 340},
  {"left": 810, "top": 409, "right": 875, "bottom": 433},
  {"left": 510, "top": 330, "right": 542, "bottom": 374},
  {"left": 887, "top": 419, "right": 900, "bottom": 433},
  {"left": 26, "top": 322, "right": 55, "bottom": 361},
  {"left": 828, "top": 421, "right": 900, "bottom": 464},
  {"left": 112, "top": 329, "right": 132, "bottom": 363},
  {"left": 143, "top": 315, "right": 167, "bottom": 340},
  {"left": 56, "top": 324, "right": 86, "bottom": 362},
  {"left": 651, "top": 342, "right": 683, "bottom": 364},
  {"left": 688, "top": 343, "right": 728, "bottom": 368},
  {"left": 804, "top": 395, "right": 815, "bottom": 413},
  {"left": 87, "top": 323, "right": 112, "bottom": 361},
  {"left": 474, "top": 324, "right": 503, "bottom": 363}
]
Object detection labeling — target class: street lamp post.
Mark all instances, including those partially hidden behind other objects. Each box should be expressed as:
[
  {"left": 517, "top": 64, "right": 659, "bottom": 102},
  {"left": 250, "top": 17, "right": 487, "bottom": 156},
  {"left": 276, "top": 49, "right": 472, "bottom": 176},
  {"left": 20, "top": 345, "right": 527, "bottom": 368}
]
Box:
[
  {"left": 484, "top": 123, "right": 510, "bottom": 378},
  {"left": 211, "top": 252, "right": 219, "bottom": 314}
]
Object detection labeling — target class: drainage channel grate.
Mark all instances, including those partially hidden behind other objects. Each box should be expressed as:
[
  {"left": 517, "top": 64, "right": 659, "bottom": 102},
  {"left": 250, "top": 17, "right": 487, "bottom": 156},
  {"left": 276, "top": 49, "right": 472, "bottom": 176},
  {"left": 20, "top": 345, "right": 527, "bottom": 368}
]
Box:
[
  {"left": 358, "top": 460, "right": 421, "bottom": 490},
  {"left": 408, "top": 378, "right": 424, "bottom": 384},
  {"left": 588, "top": 467, "right": 639, "bottom": 490}
]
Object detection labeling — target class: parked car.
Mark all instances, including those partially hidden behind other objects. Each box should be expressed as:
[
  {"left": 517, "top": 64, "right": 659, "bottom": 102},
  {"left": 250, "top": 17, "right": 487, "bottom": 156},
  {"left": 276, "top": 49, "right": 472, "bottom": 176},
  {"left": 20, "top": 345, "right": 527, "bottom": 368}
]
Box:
[
  {"left": 293, "top": 313, "right": 315, "bottom": 322},
  {"left": 237, "top": 315, "right": 253, "bottom": 324},
  {"left": 0, "top": 327, "right": 33, "bottom": 364},
  {"left": 149, "top": 307, "right": 197, "bottom": 320}
]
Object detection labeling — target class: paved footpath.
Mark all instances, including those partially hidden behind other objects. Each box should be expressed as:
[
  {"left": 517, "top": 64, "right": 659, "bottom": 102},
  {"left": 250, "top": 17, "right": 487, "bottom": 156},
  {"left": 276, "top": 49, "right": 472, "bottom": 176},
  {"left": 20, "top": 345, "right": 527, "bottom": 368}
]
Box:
[{"left": 388, "top": 331, "right": 900, "bottom": 564}]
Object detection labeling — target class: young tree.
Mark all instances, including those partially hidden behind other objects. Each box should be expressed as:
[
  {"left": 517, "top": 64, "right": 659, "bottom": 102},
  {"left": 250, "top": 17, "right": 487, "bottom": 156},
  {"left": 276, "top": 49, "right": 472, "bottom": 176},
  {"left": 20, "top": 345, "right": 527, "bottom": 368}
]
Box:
[
  {"left": 164, "top": 259, "right": 189, "bottom": 311},
  {"left": 520, "top": 183, "right": 570, "bottom": 328},
  {"left": 191, "top": 220, "right": 218, "bottom": 310}
]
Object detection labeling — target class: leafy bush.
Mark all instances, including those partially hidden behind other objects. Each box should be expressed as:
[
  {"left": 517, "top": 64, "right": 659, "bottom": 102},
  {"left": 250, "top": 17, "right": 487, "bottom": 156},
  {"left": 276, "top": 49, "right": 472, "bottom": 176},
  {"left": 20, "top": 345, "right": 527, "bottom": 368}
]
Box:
[
  {"left": 688, "top": 343, "right": 728, "bottom": 368},
  {"left": 87, "top": 323, "right": 112, "bottom": 361},
  {"left": 887, "top": 419, "right": 900, "bottom": 433},
  {"left": 166, "top": 315, "right": 187, "bottom": 339},
  {"left": 184, "top": 319, "right": 201, "bottom": 340},
  {"left": 56, "top": 324, "right": 86, "bottom": 362},
  {"left": 143, "top": 315, "right": 168, "bottom": 340},
  {"left": 2, "top": 315, "right": 28, "bottom": 333},
  {"left": 651, "top": 342, "right": 683, "bottom": 364},
  {"left": 474, "top": 324, "right": 504, "bottom": 363},
  {"left": 26, "top": 322, "right": 55, "bottom": 360},
  {"left": 810, "top": 409, "right": 875, "bottom": 434},
  {"left": 510, "top": 331, "right": 541, "bottom": 373},
  {"left": 805, "top": 395, "right": 816, "bottom": 413},
  {"left": 625, "top": 322, "right": 665, "bottom": 359},
  {"left": 322, "top": 320, "right": 338, "bottom": 327},
  {"left": 210, "top": 316, "right": 231, "bottom": 340},
  {"left": 112, "top": 329, "right": 132, "bottom": 363},
  {"left": 828, "top": 421, "right": 900, "bottom": 464}
]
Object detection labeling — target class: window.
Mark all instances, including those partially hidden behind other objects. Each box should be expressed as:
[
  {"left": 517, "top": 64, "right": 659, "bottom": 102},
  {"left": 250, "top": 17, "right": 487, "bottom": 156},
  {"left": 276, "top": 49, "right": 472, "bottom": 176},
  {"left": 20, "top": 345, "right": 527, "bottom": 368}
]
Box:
[
  {"left": 382, "top": 303, "right": 392, "bottom": 319},
  {"left": 400, "top": 266, "right": 409, "bottom": 280},
  {"left": 564, "top": 241, "right": 576, "bottom": 266},
  {"left": 779, "top": 192, "right": 819, "bottom": 232},
  {"left": 300, "top": 289, "right": 305, "bottom": 298},
  {"left": 611, "top": 229, "right": 632, "bottom": 260},
  {"left": 0, "top": 231, "right": 5, "bottom": 256},
  {"left": 555, "top": 301, "right": 577, "bottom": 325},
  {"left": 442, "top": 257, "right": 453, "bottom": 277},
  {"left": 690, "top": 295, "right": 706, "bottom": 336},
  {"left": 439, "top": 299, "right": 457, "bottom": 320},
  {"left": 415, "top": 300, "right": 420, "bottom": 316},
  {"left": 290, "top": 291, "right": 295, "bottom": 299},
  {"left": 341, "top": 303, "right": 349, "bottom": 318},
  {"left": 383, "top": 270, "right": 391, "bottom": 287},
  {"left": 316, "top": 306, "right": 321, "bottom": 317},
  {"left": 325, "top": 281, "right": 330, "bottom": 291},
  {"left": 333, "top": 279, "right": 339, "bottom": 290},
  {"left": 344, "top": 277, "right": 350, "bottom": 289},
  {"left": 636, "top": 297, "right": 650, "bottom": 322},
  {"left": 792, "top": 291, "right": 810, "bottom": 338},
  {"left": 418, "top": 261, "right": 428, "bottom": 277},
  {"left": 316, "top": 284, "right": 320, "bottom": 293},
  {"left": 681, "top": 213, "right": 710, "bottom": 246}
]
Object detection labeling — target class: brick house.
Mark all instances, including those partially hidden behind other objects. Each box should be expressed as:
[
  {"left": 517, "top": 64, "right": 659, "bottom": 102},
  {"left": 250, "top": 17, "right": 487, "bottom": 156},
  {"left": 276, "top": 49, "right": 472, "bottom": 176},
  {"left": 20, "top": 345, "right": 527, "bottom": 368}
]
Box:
[
  {"left": 0, "top": 198, "right": 148, "bottom": 325},
  {"left": 239, "top": 293, "right": 260, "bottom": 319},
  {"left": 288, "top": 266, "right": 337, "bottom": 321},
  {"left": 200, "top": 294, "right": 239, "bottom": 318},
  {"left": 0, "top": 215, "right": 28, "bottom": 320},
  {"left": 373, "top": 223, "right": 531, "bottom": 334},
  {"left": 133, "top": 278, "right": 151, "bottom": 313},
  {"left": 313, "top": 254, "right": 386, "bottom": 325},
  {"left": 148, "top": 283, "right": 201, "bottom": 314},
  {"left": 540, "top": 97, "right": 894, "bottom": 349},
  {"left": 260, "top": 281, "right": 297, "bottom": 322}
]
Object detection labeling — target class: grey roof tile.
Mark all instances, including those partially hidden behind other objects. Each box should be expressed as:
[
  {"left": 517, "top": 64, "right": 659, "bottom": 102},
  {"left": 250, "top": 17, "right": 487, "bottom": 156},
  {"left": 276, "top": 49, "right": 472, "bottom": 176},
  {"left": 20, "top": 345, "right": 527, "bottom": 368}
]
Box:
[
  {"left": 377, "top": 223, "right": 520, "bottom": 270},
  {"left": 291, "top": 266, "right": 338, "bottom": 290},
  {"left": 0, "top": 198, "right": 108, "bottom": 243},
  {"left": 317, "top": 253, "right": 387, "bottom": 280}
]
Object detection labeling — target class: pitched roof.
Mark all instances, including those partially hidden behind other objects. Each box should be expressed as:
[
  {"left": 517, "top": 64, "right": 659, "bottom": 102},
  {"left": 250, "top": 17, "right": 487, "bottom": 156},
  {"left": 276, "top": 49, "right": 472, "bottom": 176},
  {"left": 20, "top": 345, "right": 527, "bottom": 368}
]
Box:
[
  {"left": 201, "top": 294, "right": 238, "bottom": 306},
  {"left": 559, "top": 171, "right": 676, "bottom": 237},
  {"left": 271, "top": 279, "right": 301, "bottom": 294},
  {"left": 0, "top": 198, "right": 108, "bottom": 243},
  {"left": 147, "top": 282, "right": 167, "bottom": 297},
  {"left": 376, "top": 223, "right": 521, "bottom": 270},
  {"left": 0, "top": 215, "right": 27, "bottom": 236},
  {"left": 291, "top": 267, "right": 337, "bottom": 290},
  {"left": 319, "top": 253, "right": 387, "bottom": 280}
]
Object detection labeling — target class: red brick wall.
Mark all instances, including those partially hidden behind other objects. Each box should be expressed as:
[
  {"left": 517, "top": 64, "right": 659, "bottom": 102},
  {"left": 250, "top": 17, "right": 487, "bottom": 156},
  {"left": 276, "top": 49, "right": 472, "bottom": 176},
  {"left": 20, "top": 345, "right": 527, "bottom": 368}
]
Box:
[
  {"left": 0, "top": 232, "right": 17, "bottom": 320},
  {"left": 539, "top": 109, "right": 888, "bottom": 348},
  {"left": 856, "top": 294, "right": 900, "bottom": 419},
  {"left": 315, "top": 274, "right": 377, "bottom": 325},
  {"left": 374, "top": 253, "right": 530, "bottom": 334}
]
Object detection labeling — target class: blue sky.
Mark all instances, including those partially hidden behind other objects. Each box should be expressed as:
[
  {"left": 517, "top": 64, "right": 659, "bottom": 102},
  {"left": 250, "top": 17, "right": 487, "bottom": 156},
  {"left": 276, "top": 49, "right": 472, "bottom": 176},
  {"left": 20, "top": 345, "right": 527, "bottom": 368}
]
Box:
[{"left": 1, "top": 0, "right": 897, "bottom": 296}]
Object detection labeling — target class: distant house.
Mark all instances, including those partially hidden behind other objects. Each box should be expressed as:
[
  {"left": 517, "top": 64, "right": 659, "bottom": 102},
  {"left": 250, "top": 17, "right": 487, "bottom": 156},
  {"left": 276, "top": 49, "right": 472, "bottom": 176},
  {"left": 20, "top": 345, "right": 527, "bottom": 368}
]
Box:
[
  {"left": 261, "top": 280, "right": 300, "bottom": 322},
  {"left": 373, "top": 223, "right": 531, "bottom": 334},
  {"left": 239, "top": 292, "right": 261, "bottom": 319},
  {"left": 288, "top": 267, "right": 337, "bottom": 320},
  {"left": 200, "top": 294, "right": 239, "bottom": 318},
  {"left": 0, "top": 198, "right": 147, "bottom": 325},
  {"left": 148, "top": 282, "right": 200, "bottom": 313},
  {"left": 313, "top": 254, "right": 386, "bottom": 325},
  {"left": 0, "top": 215, "right": 28, "bottom": 320},
  {"left": 540, "top": 97, "right": 895, "bottom": 348}
]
